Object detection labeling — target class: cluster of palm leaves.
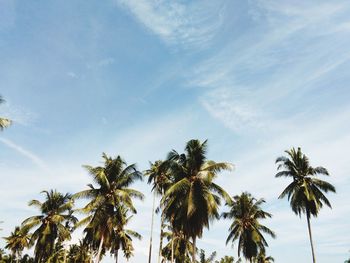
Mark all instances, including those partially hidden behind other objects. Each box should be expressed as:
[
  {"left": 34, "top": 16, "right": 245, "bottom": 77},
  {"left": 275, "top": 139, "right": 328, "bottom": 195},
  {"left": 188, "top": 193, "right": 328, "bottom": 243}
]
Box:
[
  {"left": 1, "top": 96, "right": 337, "bottom": 262},
  {"left": 0, "top": 96, "right": 12, "bottom": 130}
]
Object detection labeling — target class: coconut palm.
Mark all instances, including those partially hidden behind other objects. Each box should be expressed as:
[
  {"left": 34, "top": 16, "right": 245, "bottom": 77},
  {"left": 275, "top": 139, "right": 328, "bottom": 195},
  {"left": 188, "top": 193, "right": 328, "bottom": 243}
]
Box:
[
  {"left": 3, "top": 226, "right": 30, "bottom": 263},
  {"left": 214, "top": 255, "right": 236, "bottom": 263},
  {"left": 46, "top": 243, "right": 66, "bottom": 263},
  {"left": 74, "top": 153, "right": 144, "bottom": 263},
  {"left": 145, "top": 160, "right": 172, "bottom": 263},
  {"left": 21, "top": 190, "right": 76, "bottom": 262},
  {"left": 110, "top": 207, "right": 142, "bottom": 263},
  {"left": 222, "top": 192, "right": 275, "bottom": 262},
  {"left": 0, "top": 96, "right": 11, "bottom": 130},
  {"left": 161, "top": 139, "right": 233, "bottom": 263},
  {"left": 254, "top": 251, "right": 274, "bottom": 263},
  {"left": 199, "top": 249, "right": 217, "bottom": 263},
  {"left": 161, "top": 226, "right": 194, "bottom": 263},
  {"left": 276, "top": 147, "right": 336, "bottom": 263},
  {"left": 67, "top": 241, "right": 92, "bottom": 263}
]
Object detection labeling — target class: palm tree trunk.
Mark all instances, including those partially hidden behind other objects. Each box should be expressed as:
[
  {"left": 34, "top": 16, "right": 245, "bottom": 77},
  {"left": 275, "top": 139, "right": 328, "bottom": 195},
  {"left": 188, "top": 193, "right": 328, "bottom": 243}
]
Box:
[
  {"left": 95, "top": 235, "right": 105, "bottom": 263},
  {"left": 192, "top": 236, "right": 196, "bottom": 263},
  {"left": 149, "top": 192, "right": 156, "bottom": 263},
  {"left": 307, "top": 214, "right": 316, "bottom": 263},
  {"left": 158, "top": 212, "right": 165, "bottom": 263},
  {"left": 171, "top": 233, "right": 174, "bottom": 263},
  {"left": 115, "top": 249, "right": 119, "bottom": 263}
]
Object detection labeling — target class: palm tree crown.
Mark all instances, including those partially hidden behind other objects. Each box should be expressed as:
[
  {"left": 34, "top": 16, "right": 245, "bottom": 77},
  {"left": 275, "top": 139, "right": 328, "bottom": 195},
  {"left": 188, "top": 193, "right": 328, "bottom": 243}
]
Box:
[
  {"left": 276, "top": 147, "right": 336, "bottom": 217},
  {"left": 21, "top": 190, "right": 76, "bottom": 262},
  {"left": 4, "top": 226, "right": 30, "bottom": 261},
  {"left": 222, "top": 192, "right": 275, "bottom": 262},
  {"left": 74, "top": 153, "right": 144, "bottom": 262}
]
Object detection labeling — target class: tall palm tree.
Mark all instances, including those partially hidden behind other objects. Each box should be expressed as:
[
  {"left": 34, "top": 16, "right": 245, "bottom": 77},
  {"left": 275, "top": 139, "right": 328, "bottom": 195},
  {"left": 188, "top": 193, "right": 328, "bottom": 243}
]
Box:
[
  {"left": 222, "top": 192, "right": 275, "bottom": 262},
  {"left": 21, "top": 190, "right": 76, "bottom": 262},
  {"left": 3, "top": 226, "right": 30, "bottom": 263},
  {"left": 74, "top": 153, "right": 144, "bottom": 263},
  {"left": 161, "top": 139, "right": 233, "bottom": 263},
  {"left": 275, "top": 147, "right": 336, "bottom": 263},
  {"left": 145, "top": 160, "right": 172, "bottom": 263},
  {"left": 0, "top": 96, "right": 11, "bottom": 130}
]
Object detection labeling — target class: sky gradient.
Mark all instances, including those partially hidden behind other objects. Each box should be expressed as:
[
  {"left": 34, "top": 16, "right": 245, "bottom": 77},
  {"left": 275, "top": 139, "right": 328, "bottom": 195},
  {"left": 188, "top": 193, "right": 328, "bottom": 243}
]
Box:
[{"left": 1, "top": 0, "right": 350, "bottom": 262}]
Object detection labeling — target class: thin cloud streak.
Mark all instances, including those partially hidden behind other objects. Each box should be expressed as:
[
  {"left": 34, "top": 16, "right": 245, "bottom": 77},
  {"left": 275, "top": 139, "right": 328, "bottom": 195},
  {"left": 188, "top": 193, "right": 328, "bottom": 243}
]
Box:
[{"left": 0, "top": 137, "right": 48, "bottom": 171}]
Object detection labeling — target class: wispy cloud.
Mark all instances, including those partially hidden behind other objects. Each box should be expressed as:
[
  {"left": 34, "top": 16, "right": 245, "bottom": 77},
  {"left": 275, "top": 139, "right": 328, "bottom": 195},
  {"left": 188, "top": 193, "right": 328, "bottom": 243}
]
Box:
[
  {"left": 116, "top": 0, "right": 227, "bottom": 48},
  {"left": 200, "top": 88, "right": 265, "bottom": 132},
  {"left": 0, "top": 137, "right": 48, "bottom": 171},
  {"left": 189, "top": 1, "right": 350, "bottom": 131}
]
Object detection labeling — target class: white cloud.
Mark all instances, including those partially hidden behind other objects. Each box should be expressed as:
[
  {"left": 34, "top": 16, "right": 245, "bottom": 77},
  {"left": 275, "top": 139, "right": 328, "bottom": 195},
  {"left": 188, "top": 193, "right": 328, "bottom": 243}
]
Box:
[
  {"left": 116, "top": 0, "right": 227, "bottom": 48},
  {"left": 189, "top": 1, "right": 350, "bottom": 135},
  {"left": 200, "top": 88, "right": 265, "bottom": 132}
]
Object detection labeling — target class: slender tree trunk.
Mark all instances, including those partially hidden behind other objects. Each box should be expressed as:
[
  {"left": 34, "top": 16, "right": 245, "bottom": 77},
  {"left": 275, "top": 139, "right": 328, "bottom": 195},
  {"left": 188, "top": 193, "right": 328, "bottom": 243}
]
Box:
[
  {"left": 158, "top": 212, "right": 165, "bottom": 263},
  {"left": 307, "top": 214, "right": 316, "bottom": 263},
  {"left": 192, "top": 236, "right": 196, "bottom": 263},
  {"left": 149, "top": 193, "right": 156, "bottom": 263},
  {"left": 171, "top": 233, "right": 174, "bottom": 263},
  {"left": 115, "top": 249, "right": 119, "bottom": 263},
  {"left": 95, "top": 235, "right": 105, "bottom": 263}
]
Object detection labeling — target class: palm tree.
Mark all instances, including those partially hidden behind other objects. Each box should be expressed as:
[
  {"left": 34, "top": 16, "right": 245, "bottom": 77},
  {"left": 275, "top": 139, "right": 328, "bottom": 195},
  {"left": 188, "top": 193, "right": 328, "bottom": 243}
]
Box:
[
  {"left": 199, "top": 249, "right": 217, "bottom": 263},
  {"left": 275, "top": 147, "right": 336, "bottom": 263},
  {"left": 214, "top": 255, "right": 236, "bottom": 263},
  {"left": 161, "top": 226, "right": 194, "bottom": 263},
  {"left": 67, "top": 241, "right": 92, "bottom": 263},
  {"left": 46, "top": 242, "right": 66, "bottom": 263},
  {"left": 145, "top": 160, "right": 172, "bottom": 263},
  {"left": 0, "top": 96, "right": 11, "bottom": 130},
  {"left": 222, "top": 192, "right": 275, "bottom": 262},
  {"left": 110, "top": 207, "right": 142, "bottom": 263},
  {"left": 21, "top": 190, "right": 76, "bottom": 262},
  {"left": 3, "top": 226, "right": 30, "bottom": 263},
  {"left": 74, "top": 153, "right": 144, "bottom": 263},
  {"left": 161, "top": 139, "right": 233, "bottom": 263},
  {"left": 254, "top": 251, "right": 274, "bottom": 263}
]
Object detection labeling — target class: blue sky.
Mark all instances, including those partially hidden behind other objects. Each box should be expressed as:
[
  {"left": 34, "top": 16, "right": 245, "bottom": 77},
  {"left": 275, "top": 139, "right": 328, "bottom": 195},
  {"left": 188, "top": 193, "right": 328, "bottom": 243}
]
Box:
[{"left": 1, "top": 0, "right": 350, "bottom": 262}]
